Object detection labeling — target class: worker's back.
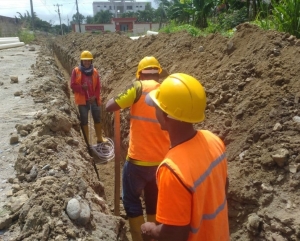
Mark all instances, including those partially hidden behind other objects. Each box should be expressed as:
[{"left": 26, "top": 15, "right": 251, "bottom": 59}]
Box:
[{"left": 129, "top": 80, "right": 169, "bottom": 162}]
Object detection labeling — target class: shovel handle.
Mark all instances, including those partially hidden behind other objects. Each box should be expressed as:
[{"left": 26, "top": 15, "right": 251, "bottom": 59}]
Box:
[{"left": 114, "top": 110, "right": 120, "bottom": 216}]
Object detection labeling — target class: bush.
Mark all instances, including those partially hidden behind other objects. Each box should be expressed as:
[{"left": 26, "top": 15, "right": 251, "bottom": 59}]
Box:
[
  {"left": 217, "top": 7, "right": 248, "bottom": 30},
  {"left": 272, "top": 0, "right": 300, "bottom": 38},
  {"left": 160, "top": 21, "right": 203, "bottom": 36},
  {"left": 18, "top": 30, "right": 35, "bottom": 44}
]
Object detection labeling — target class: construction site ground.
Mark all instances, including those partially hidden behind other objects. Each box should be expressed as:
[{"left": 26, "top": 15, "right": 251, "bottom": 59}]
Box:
[{"left": 0, "top": 23, "right": 300, "bottom": 241}]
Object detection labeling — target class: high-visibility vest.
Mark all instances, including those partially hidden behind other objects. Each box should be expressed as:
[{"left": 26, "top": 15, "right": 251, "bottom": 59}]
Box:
[
  {"left": 128, "top": 80, "right": 170, "bottom": 164},
  {"left": 74, "top": 67, "right": 100, "bottom": 105},
  {"left": 159, "top": 130, "right": 229, "bottom": 241}
]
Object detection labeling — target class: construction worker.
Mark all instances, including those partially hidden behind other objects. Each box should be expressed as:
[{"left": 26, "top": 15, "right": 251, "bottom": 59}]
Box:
[
  {"left": 105, "top": 56, "right": 170, "bottom": 241},
  {"left": 70, "top": 50, "right": 104, "bottom": 144},
  {"left": 142, "top": 73, "right": 229, "bottom": 241}
]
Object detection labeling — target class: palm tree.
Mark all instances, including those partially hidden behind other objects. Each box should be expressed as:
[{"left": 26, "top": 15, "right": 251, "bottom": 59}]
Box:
[{"left": 94, "top": 10, "right": 113, "bottom": 24}]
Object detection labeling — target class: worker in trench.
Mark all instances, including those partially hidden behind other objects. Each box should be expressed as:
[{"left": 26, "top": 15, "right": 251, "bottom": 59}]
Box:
[
  {"left": 105, "top": 56, "right": 170, "bottom": 241},
  {"left": 70, "top": 50, "right": 104, "bottom": 144},
  {"left": 141, "top": 73, "right": 230, "bottom": 241}
]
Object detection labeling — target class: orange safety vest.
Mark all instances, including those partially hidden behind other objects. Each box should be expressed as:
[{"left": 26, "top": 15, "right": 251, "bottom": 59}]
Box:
[
  {"left": 128, "top": 80, "right": 170, "bottom": 164},
  {"left": 74, "top": 67, "right": 100, "bottom": 105},
  {"left": 159, "top": 130, "right": 229, "bottom": 241}
]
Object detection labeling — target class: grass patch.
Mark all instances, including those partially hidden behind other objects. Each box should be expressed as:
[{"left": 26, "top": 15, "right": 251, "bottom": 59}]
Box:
[
  {"left": 159, "top": 22, "right": 203, "bottom": 36},
  {"left": 159, "top": 21, "right": 235, "bottom": 37},
  {"left": 18, "top": 30, "right": 35, "bottom": 44}
]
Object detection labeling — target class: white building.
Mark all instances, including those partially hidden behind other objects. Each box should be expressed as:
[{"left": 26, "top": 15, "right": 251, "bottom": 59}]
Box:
[{"left": 93, "top": 0, "right": 151, "bottom": 18}]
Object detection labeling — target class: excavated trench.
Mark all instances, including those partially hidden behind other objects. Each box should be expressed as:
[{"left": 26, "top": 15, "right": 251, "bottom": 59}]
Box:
[
  {"left": 1, "top": 23, "right": 300, "bottom": 241},
  {"left": 51, "top": 26, "right": 300, "bottom": 241},
  {"left": 0, "top": 37, "right": 128, "bottom": 241}
]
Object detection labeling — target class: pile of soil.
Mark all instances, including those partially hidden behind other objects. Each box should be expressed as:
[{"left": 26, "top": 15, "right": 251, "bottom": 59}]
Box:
[
  {"left": 0, "top": 41, "right": 126, "bottom": 241},
  {"left": 0, "top": 23, "right": 299, "bottom": 241},
  {"left": 54, "top": 23, "right": 300, "bottom": 240}
]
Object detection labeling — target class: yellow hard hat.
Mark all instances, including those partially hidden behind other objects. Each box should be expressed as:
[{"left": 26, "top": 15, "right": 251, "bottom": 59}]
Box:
[
  {"left": 80, "top": 51, "right": 93, "bottom": 60},
  {"left": 147, "top": 73, "right": 206, "bottom": 123},
  {"left": 136, "top": 56, "right": 162, "bottom": 79}
]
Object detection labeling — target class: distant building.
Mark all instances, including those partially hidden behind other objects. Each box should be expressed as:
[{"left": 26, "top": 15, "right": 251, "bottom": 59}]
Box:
[
  {"left": 93, "top": 0, "right": 151, "bottom": 18},
  {"left": 72, "top": 18, "right": 160, "bottom": 35}
]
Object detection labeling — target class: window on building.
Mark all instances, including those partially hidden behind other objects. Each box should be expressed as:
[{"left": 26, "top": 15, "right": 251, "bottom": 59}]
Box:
[
  {"left": 140, "top": 6, "right": 142, "bottom": 7},
  {"left": 136, "top": 6, "right": 138, "bottom": 7},
  {"left": 109, "top": 6, "right": 112, "bottom": 9},
  {"left": 127, "top": 6, "right": 132, "bottom": 10},
  {"left": 104, "top": 5, "right": 106, "bottom": 7}
]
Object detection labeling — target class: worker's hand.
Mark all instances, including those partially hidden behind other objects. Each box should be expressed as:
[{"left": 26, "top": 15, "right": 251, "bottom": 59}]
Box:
[
  {"left": 88, "top": 96, "right": 96, "bottom": 104},
  {"left": 82, "top": 83, "right": 88, "bottom": 90},
  {"left": 141, "top": 222, "right": 156, "bottom": 241}
]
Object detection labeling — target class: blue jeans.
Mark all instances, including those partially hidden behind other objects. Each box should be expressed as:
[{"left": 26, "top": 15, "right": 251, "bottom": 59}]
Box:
[
  {"left": 78, "top": 102, "right": 101, "bottom": 125},
  {"left": 122, "top": 160, "right": 159, "bottom": 218}
]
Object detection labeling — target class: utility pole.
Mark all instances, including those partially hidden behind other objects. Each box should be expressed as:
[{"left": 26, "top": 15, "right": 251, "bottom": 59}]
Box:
[
  {"left": 30, "top": 0, "right": 34, "bottom": 31},
  {"left": 75, "top": 0, "right": 81, "bottom": 33},
  {"left": 54, "top": 4, "right": 63, "bottom": 35},
  {"left": 67, "top": 16, "right": 70, "bottom": 33}
]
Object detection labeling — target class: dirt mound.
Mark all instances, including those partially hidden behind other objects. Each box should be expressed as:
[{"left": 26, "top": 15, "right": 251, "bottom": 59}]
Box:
[
  {"left": 1, "top": 23, "right": 299, "bottom": 241},
  {"left": 0, "top": 43, "right": 126, "bottom": 240},
  {"left": 53, "top": 23, "right": 300, "bottom": 240}
]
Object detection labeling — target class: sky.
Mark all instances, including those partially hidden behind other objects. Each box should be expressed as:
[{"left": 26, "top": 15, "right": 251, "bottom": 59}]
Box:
[{"left": 0, "top": 0, "right": 158, "bottom": 26}]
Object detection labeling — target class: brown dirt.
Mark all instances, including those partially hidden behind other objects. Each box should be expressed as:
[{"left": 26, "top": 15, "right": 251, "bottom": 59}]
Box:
[{"left": 1, "top": 23, "right": 300, "bottom": 241}]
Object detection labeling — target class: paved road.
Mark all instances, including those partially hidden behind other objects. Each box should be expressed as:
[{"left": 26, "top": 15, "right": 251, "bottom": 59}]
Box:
[{"left": 0, "top": 45, "right": 40, "bottom": 233}]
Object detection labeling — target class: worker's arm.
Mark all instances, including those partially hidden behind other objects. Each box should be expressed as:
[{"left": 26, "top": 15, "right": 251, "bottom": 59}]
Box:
[
  {"left": 105, "top": 98, "right": 121, "bottom": 112},
  {"left": 105, "top": 81, "right": 142, "bottom": 112},
  {"left": 141, "top": 222, "right": 189, "bottom": 241},
  {"left": 142, "top": 165, "right": 191, "bottom": 241},
  {"left": 70, "top": 69, "right": 85, "bottom": 94}
]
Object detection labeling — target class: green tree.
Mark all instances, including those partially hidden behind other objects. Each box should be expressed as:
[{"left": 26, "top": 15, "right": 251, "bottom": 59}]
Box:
[
  {"left": 272, "top": 0, "right": 300, "bottom": 37},
  {"left": 34, "top": 18, "right": 52, "bottom": 32},
  {"left": 72, "top": 13, "right": 85, "bottom": 24},
  {"left": 17, "top": 11, "right": 32, "bottom": 28},
  {"left": 193, "top": 0, "right": 215, "bottom": 28},
  {"left": 121, "top": 11, "right": 138, "bottom": 18},
  {"left": 17, "top": 11, "right": 52, "bottom": 31},
  {"left": 93, "top": 10, "right": 113, "bottom": 23},
  {"left": 136, "top": 3, "right": 156, "bottom": 22},
  {"left": 155, "top": 0, "right": 169, "bottom": 28},
  {"left": 166, "top": 0, "right": 191, "bottom": 23},
  {"left": 86, "top": 15, "right": 94, "bottom": 24}
]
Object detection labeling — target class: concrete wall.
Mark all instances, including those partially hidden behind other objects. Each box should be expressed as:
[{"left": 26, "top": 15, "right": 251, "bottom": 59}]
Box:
[
  {"left": 73, "top": 22, "right": 160, "bottom": 35},
  {"left": 133, "top": 23, "right": 159, "bottom": 35},
  {"left": 73, "top": 24, "right": 116, "bottom": 33},
  {"left": 0, "top": 16, "right": 21, "bottom": 37}
]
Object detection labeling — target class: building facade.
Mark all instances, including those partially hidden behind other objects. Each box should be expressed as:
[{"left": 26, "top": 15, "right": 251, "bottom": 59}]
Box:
[
  {"left": 93, "top": 0, "right": 151, "bottom": 18},
  {"left": 72, "top": 18, "right": 160, "bottom": 36}
]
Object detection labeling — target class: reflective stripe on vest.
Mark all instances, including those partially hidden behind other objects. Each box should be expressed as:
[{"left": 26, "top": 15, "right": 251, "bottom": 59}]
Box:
[
  {"left": 161, "top": 130, "right": 229, "bottom": 241},
  {"left": 74, "top": 67, "right": 100, "bottom": 105},
  {"left": 128, "top": 80, "right": 170, "bottom": 163},
  {"left": 189, "top": 153, "right": 226, "bottom": 193},
  {"left": 130, "top": 91, "right": 159, "bottom": 123},
  {"left": 130, "top": 115, "right": 159, "bottom": 123}
]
